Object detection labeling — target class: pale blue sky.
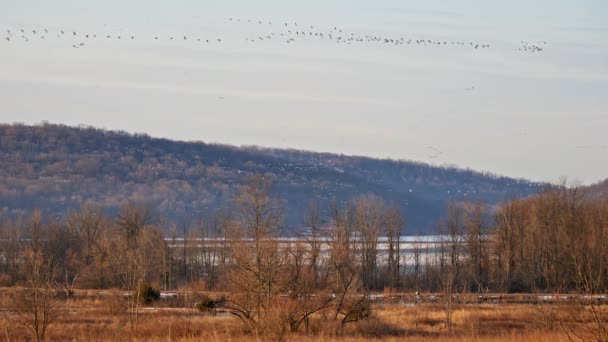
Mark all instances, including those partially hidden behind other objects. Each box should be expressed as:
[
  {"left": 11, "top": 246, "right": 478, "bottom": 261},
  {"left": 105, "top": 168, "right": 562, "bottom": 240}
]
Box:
[{"left": 1, "top": 0, "right": 607, "bottom": 184}]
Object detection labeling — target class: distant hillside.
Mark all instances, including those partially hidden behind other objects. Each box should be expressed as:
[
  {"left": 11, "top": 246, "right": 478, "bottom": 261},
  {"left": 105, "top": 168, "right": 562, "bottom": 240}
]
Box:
[
  {"left": 0, "top": 123, "right": 547, "bottom": 233},
  {"left": 585, "top": 179, "right": 608, "bottom": 199}
]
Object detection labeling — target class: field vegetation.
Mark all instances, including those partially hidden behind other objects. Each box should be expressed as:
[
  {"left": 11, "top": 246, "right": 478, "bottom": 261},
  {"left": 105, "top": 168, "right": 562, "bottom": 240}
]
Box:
[{"left": 0, "top": 290, "right": 605, "bottom": 342}]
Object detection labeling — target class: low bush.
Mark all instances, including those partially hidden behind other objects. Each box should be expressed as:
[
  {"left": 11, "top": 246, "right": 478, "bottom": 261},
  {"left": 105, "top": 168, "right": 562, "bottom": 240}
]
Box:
[
  {"left": 194, "top": 294, "right": 225, "bottom": 313},
  {"left": 135, "top": 282, "right": 160, "bottom": 305}
]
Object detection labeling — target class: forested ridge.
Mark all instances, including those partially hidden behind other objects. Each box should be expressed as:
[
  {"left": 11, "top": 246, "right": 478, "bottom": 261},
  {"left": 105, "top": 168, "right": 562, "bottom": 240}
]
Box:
[{"left": 0, "top": 123, "right": 547, "bottom": 232}]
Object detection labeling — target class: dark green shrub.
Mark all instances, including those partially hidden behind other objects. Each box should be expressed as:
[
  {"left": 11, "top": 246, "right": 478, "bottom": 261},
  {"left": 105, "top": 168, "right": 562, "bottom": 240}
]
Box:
[
  {"left": 194, "top": 294, "right": 225, "bottom": 312},
  {"left": 135, "top": 282, "right": 160, "bottom": 305},
  {"left": 195, "top": 294, "right": 217, "bottom": 312}
]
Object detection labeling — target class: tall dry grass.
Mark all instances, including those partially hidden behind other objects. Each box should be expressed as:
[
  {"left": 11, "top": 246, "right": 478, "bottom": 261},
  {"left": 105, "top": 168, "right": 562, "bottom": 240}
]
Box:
[{"left": 0, "top": 290, "right": 596, "bottom": 342}]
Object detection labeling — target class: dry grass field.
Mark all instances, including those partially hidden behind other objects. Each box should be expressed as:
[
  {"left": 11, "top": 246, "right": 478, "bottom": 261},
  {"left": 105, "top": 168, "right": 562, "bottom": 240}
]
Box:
[{"left": 0, "top": 289, "right": 603, "bottom": 342}]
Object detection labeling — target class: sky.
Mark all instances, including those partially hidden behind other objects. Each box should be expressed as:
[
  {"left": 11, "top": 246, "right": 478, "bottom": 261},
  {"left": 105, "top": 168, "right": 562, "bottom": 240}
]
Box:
[{"left": 0, "top": 0, "right": 607, "bottom": 184}]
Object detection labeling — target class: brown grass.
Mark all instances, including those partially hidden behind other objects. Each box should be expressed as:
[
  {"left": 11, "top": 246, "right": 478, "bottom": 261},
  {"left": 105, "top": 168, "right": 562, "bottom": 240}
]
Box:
[{"left": 0, "top": 290, "right": 599, "bottom": 342}]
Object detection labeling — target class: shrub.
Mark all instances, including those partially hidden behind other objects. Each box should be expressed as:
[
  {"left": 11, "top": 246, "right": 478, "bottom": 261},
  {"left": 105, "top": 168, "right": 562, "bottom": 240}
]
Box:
[
  {"left": 195, "top": 294, "right": 224, "bottom": 313},
  {"left": 135, "top": 282, "right": 160, "bottom": 305},
  {"left": 345, "top": 299, "right": 371, "bottom": 322}
]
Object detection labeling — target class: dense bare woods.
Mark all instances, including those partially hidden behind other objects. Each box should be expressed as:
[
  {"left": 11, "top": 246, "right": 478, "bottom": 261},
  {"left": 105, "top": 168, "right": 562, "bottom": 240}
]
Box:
[
  {"left": 0, "top": 182, "right": 606, "bottom": 297},
  {"left": 493, "top": 188, "right": 608, "bottom": 293},
  {"left": 0, "top": 175, "right": 607, "bottom": 340}
]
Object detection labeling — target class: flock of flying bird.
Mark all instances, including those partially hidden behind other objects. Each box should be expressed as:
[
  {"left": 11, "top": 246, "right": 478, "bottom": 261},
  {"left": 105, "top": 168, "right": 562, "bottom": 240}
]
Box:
[
  {"left": 2, "top": 18, "right": 548, "bottom": 54},
  {"left": 234, "top": 18, "right": 498, "bottom": 50},
  {"left": 2, "top": 27, "right": 224, "bottom": 49}
]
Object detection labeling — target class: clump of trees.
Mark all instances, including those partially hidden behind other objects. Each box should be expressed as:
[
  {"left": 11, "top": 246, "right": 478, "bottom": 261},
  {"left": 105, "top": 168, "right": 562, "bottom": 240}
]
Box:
[
  {"left": 220, "top": 176, "right": 396, "bottom": 336},
  {"left": 492, "top": 187, "right": 608, "bottom": 293}
]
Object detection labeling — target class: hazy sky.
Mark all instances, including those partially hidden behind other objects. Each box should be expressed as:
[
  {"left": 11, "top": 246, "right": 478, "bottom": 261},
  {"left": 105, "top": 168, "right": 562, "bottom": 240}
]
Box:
[{"left": 1, "top": 0, "right": 607, "bottom": 184}]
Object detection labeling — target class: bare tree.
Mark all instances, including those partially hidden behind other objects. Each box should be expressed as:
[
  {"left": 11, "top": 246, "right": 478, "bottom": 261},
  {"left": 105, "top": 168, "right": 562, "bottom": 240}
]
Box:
[
  {"left": 12, "top": 248, "right": 62, "bottom": 342},
  {"left": 109, "top": 204, "right": 164, "bottom": 332},
  {"left": 66, "top": 205, "right": 107, "bottom": 290},
  {"left": 224, "top": 175, "right": 286, "bottom": 332},
  {"left": 0, "top": 218, "right": 22, "bottom": 285},
  {"left": 282, "top": 240, "right": 334, "bottom": 334},
  {"left": 353, "top": 195, "right": 384, "bottom": 291},
  {"left": 116, "top": 203, "right": 154, "bottom": 242},
  {"left": 385, "top": 206, "right": 405, "bottom": 291},
  {"left": 439, "top": 203, "right": 464, "bottom": 332},
  {"left": 463, "top": 200, "right": 489, "bottom": 293},
  {"left": 303, "top": 200, "right": 323, "bottom": 288},
  {"left": 11, "top": 212, "right": 64, "bottom": 342},
  {"left": 328, "top": 201, "right": 370, "bottom": 330}
]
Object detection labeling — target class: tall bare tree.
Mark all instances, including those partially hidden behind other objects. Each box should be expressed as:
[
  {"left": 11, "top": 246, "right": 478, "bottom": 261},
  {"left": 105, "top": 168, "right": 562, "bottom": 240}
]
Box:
[
  {"left": 439, "top": 203, "right": 464, "bottom": 332},
  {"left": 109, "top": 204, "right": 164, "bottom": 332},
  {"left": 385, "top": 206, "right": 405, "bottom": 291},
  {"left": 224, "top": 175, "right": 286, "bottom": 331},
  {"left": 463, "top": 200, "right": 489, "bottom": 293},
  {"left": 11, "top": 212, "right": 64, "bottom": 342},
  {"left": 303, "top": 200, "right": 323, "bottom": 288},
  {"left": 353, "top": 195, "right": 384, "bottom": 290}
]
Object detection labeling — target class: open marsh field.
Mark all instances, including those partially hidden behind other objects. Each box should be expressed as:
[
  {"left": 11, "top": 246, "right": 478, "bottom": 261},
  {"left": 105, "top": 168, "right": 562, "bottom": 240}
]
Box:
[{"left": 0, "top": 289, "right": 605, "bottom": 342}]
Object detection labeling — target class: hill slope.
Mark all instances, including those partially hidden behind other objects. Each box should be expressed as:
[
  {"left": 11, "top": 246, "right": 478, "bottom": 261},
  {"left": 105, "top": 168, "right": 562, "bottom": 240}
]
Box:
[
  {"left": 584, "top": 179, "right": 608, "bottom": 199},
  {"left": 0, "top": 123, "right": 546, "bottom": 233}
]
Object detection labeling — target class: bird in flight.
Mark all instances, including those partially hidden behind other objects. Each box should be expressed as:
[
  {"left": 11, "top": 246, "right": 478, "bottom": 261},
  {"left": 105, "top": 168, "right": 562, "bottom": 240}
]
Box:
[{"left": 426, "top": 146, "right": 444, "bottom": 159}]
